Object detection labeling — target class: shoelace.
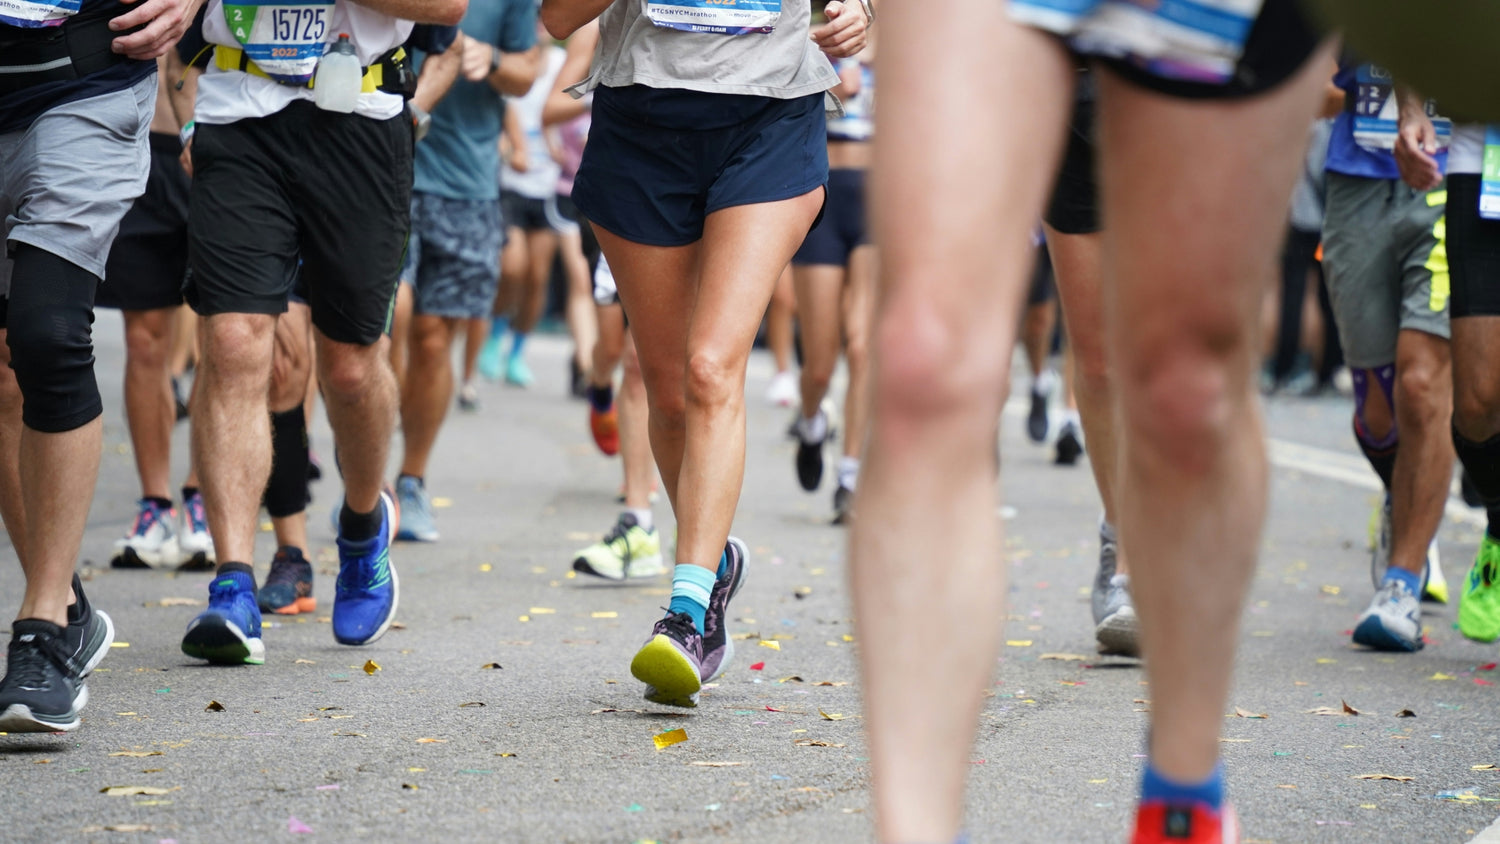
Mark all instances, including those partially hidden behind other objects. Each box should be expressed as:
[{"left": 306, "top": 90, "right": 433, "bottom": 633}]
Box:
[
  {"left": 655, "top": 611, "right": 700, "bottom": 644},
  {"left": 133, "top": 502, "right": 169, "bottom": 535},
  {"left": 7, "top": 634, "right": 80, "bottom": 690}
]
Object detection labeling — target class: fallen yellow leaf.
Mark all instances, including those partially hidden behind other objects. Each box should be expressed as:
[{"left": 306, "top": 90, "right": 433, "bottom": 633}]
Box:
[
  {"left": 759, "top": 640, "right": 781, "bottom": 651},
  {"left": 363, "top": 660, "right": 380, "bottom": 675},
  {"left": 654, "top": 728, "right": 688, "bottom": 751}
]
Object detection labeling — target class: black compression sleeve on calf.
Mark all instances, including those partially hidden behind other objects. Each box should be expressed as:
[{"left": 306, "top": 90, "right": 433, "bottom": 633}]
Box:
[
  {"left": 1354, "top": 419, "right": 1397, "bottom": 490},
  {"left": 1454, "top": 427, "right": 1500, "bottom": 540},
  {"left": 6, "top": 245, "right": 101, "bottom": 433},
  {"left": 262, "top": 405, "right": 310, "bottom": 518}
]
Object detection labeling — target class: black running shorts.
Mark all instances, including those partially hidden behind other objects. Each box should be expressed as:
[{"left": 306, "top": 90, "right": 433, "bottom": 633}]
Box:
[{"left": 1446, "top": 174, "right": 1500, "bottom": 319}]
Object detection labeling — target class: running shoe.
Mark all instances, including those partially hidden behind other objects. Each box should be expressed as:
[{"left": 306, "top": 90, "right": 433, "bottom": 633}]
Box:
[
  {"left": 111, "top": 498, "right": 180, "bottom": 569},
  {"left": 1424, "top": 541, "right": 1448, "bottom": 604},
  {"left": 1352, "top": 578, "right": 1423, "bottom": 652},
  {"left": 171, "top": 376, "right": 190, "bottom": 422},
  {"left": 1054, "top": 420, "right": 1084, "bottom": 466},
  {"left": 765, "top": 370, "right": 798, "bottom": 408},
  {"left": 457, "top": 382, "right": 480, "bottom": 412},
  {"left": 504, "top": 353, "right": 534, "bottom": 388},
  {"left": 333, "top": 489, "right": 400, "bottom": 646},
  {"left": 178, "top": 489, "right": 216, "bottom": 571},
  {"left": 477, "top": 336, "right": 504, "bottom": 382},
  {"left": 590, "top": 402, "right": 620, "bottom": 457},
  {"left": 1458, "top": 535, "right": 1500, "bottom": 643},
  {"left": 259, "top": 546, "right": 316, "bottom": 615},
  {"left": 631, "top": 612, "right": 704, "bottom": 708},
  {"left": 64, "top": 573, "right": 114, "bottom": 679},
  {"left": 1026, "top": 373, "right": 1053, "bottom": 443},
  {"left": 0, "top": 620, "right": 89, "bottom": 732},
  {"left": 1131, "top": 801, "right": 1240, "bottom": 844},
  {"left": 832, "top": 484, "right": 854, "bottom": 526},
  {"left": 796, "top": 412, "right": 827, "bottom": 492},
  {"left": 394, "top": 475, "right": 439, "bottom": 543},
  {"left": 181, "top": 570, "right": 265, "bottom": 665},
  {"left": 1093, "top": 534, "right": 1140, "bottom": 657},
  {"left": 700, "top": 537, "right": 748, "bottom": 684},
  {"left": 1368, "top": 495, "right": 1392, "bottom": 587},
  {"left": 572, "top": 513, "right": 665, "bottom": 581}
]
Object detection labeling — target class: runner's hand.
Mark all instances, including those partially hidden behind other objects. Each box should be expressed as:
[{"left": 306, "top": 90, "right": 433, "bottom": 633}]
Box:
[
  {"left": 812, "top": 1, "right": 867, "bottom": 59},
  {"left": 1394, "top": 110, "right": 1443, "bottom": 192},
  {"left": 460, "top": 34, "right": 494, "bottom": 82},
  {"left": 180, "top": 137, "right": 194, "bottom": 178},
  {"left": 509, "top": 146, "right": 529, "bottom": 173},
  {"left": 111, "top": 0, "right": 204, "bottom": 60}
]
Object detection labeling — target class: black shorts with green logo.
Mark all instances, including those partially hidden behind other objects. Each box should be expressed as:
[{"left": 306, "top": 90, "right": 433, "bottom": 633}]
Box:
[{"left": 186, "top": 100, "right": 412, "bottom": 345}]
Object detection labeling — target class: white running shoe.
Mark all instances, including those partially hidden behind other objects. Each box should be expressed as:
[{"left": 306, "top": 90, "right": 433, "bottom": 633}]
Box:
[
  {"left": 112, "top": 499, "right": 181, "bottom": 569},
  {"left": 765, "top": 371, "right": 798, "bottom": 407}
]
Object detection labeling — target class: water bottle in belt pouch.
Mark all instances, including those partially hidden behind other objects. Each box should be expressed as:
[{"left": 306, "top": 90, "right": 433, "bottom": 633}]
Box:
[{"left": 314, "top": 33, "right": 361, "bottom": 113}]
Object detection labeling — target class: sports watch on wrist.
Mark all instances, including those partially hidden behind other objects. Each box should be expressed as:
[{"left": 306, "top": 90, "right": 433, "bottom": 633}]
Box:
[{"left": 489, "top": 45, "right": 502, "bottom": 75}]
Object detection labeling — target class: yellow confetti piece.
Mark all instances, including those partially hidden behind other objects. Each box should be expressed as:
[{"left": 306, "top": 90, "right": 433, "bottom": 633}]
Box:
[
  {"left": 530, "top": 607, "right": 556, "bottom": 615},
  {"left": 431, "top": 497, "right": 452, "bottom": 508},
  {"left": 518, "top": 615, "right": 530, "bottom": 622},
  {"left": 110, "top": 642, "right": 130, "bottom": 649},
  {"left": 819, "top": 710, "right": 844, "bottom": 721},
  {"left": 759, "top": 640, "right": 781, "bottom": 651},
  {"left": 1431, "top": 672, "right": 1456, "bottom": 681},
  {"left": 566, "top": 571, "right": 577, "bottom": 579},
  {"left": 114, "top": 712, "right": 137, "bottom": 716},
  {"left": 653, "top": 728, "right": 688, "bottom": 751},
  {"left": 1088, "top": 779, "right": 1107, "bottom": 784},
  {"left": 1315, "top": 658, "right": 1337, "bottom": 664},
  {"left": 1039, "top": 653, "right": 1089, "bottom": 661},
  {"left": 479, "top": 564, "right": 492, "bottom": 572},
  {"left": 842, "top": 635, "right": 855, "bottom": 642},
  {"left": 407, "top": 767, "right": 426, "bottom": 773},
  {"left": 1006, "top": 640, "right": 1033, "bottom": 647},
  {"left": 363, "top": 660, "right": 380, "bottom": 675},
  {"left": 591, "top": 612, "right": 618, "bottom": 619},
  {"left": 259, "top": 521, "right": 274, "bottom": 532},
  {"left": 1360, "top": 804, "right": 1378, "bottom": 809},
  {"left": 1320, "top": 585, "right": 1341, "bottom": 595}
]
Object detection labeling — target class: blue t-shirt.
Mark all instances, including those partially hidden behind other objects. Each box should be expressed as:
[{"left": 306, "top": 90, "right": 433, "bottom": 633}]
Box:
[
  {"left": 413, "top": 0, "right": 537, "bottom": 201},
  {"left": 1324, "top": 60, "right": 1448, "bottom": 181},
  {"left": 1, "top": 0, "right": 154, "bottom": 136}
]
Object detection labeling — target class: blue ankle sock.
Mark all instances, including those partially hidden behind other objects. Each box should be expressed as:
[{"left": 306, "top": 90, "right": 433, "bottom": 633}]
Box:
[
  {"left": 510, "top": 332, "right": 528, "bottom": 357},
  {"left": 1384, "top": 566, "right": 1422, "bottom": 595},
  {"left": 1141, "top": 761, "right": 1223, "bottom": 809},
  {"left": 489, "top": 317, "right": 509, "bottom": 341},
  {"left": 668, "top": 564, "right": 716, "bottom": 633}
]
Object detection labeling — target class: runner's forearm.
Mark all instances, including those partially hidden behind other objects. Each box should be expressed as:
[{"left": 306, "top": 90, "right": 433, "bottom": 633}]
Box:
[
  {"left": 540, "top": 0, "right": 613, "bottom": 39},
  {"left": 348, "top": 0, "right": 465, "bottom": 26}
]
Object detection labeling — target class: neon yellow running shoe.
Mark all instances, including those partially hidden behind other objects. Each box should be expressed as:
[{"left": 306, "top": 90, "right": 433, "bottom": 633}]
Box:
[
  {"left": 1458, "top": 536, "right": 1500, "bottom": 643},
  {"left": 571, "top": 514, "right": 665, "bottom": 581},
  {"left": 1423, "top": 539, "right": 1449, "bottom": 604}
]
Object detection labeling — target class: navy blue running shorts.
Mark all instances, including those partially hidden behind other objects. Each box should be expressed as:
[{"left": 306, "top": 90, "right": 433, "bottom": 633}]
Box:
[
  {"left": 792, "top": 168, "right": 868, "bottom": 266},
  {"left": 574, "top": 85, "right": 829, "bottom": 248}
]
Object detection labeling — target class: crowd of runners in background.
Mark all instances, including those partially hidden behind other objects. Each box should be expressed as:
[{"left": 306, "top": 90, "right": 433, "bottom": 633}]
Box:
[{"left": 3, "top": 0, "right": 1499, "bottom": 840}]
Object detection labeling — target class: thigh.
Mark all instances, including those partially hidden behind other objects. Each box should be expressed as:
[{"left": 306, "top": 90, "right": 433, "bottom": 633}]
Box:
[
  {"left": 594, "top": 226, "right": 698, "bottom": 399},
  {"left": 293, "top": 108, "right": 413, "bottom": 346},
  {"left": 1096, "top": 42, "right": 1336, "bottom": 369}
]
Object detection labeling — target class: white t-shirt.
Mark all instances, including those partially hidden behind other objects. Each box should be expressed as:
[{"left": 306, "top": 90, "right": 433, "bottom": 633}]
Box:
[
  {"left": 195, "top": 0, "right": 414, "bottom": 124},
  {"left": 1449, "top": 124, "right": 1485, "bottom": 176},
  {"left": 500, "top": 45, "right": 565, "bottom": 199}
]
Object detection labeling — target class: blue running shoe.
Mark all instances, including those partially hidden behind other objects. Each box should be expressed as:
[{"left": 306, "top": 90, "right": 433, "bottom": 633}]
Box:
[
  {"left": 333, "top": 490, "right": 400, "bottom": 646},
  {"left": 181, "top": 570, "right": 265, "bottom": 665},
  {"left": 478, "top": 336, "right": 504, "bottom": 382},
  {"left": 395, "top": 475, "right": 438, "bottom": 543},
  {"left": 505, "top": 353, "right": 535, "bottom": 388}
]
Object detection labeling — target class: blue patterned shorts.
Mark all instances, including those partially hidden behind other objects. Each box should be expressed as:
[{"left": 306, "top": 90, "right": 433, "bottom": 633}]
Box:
[{"left": 403, "top": 192, "right": 503, "bottom": 319}]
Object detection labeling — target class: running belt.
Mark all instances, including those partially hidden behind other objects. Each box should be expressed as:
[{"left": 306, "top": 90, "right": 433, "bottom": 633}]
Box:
[{"left": 0, "top": 4, "right": 135, "bottom": 96}]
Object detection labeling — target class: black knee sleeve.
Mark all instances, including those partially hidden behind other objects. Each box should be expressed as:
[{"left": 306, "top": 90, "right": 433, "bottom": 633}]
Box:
[
  {"left": 1454, "top": 427, "right": 1500, "bottom": 539},
  {"left": 6, "top": 245, "right": 101, "bottom": 433},
  {"left": 263, "top": 405, "right": 310, "bottom": 518}
]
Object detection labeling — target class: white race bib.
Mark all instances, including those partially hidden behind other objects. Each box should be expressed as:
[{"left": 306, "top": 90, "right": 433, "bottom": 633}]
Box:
[
  {"left": 0, "top": 0, "right": 79, "bottom": 28},
  {"left": 1351, "top": 64, "right": 1451, "bottom": 154},
  {"left": 224, "top": 0, "right": 333, "bottom": 84},
  {"left": 646, "top": 0, "right": 779, "bottom": 35}
]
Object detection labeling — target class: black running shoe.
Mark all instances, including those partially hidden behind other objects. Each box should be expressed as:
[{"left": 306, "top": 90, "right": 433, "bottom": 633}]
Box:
[
  {"left": 1054, "top": 421, "right": 1084, "bottom": 466},
  {"left": 796, "top": 429, "right": 825, "bottom": 492},
  {"left": 64, "top": 573, "right": 115, "bottom": 679},
  {"left": 832, "top": 484, "right": 854, "bottom": 525},
  {"left": 1027, "top": 386, "right": 1050, "bottom": 443},
  {"left": 172, "top": 377, "right": 189, "bottom": 423},
  {"left": 260, "top": 547, "right": 316, "bottom": 615},
  {"left": 0, "top": 619, "right": 89, "bottom": 732}
]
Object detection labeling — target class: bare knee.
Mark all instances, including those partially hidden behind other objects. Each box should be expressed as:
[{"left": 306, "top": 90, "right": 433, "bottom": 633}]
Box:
[
  {"left": 870, "top": 295, "right": 1007, "bottom": 430},
  {"left": 845, "top": 331, "right": 870, "bottom": 379},
  {"left": 1120, "top": 322, "right": 1247, "bottom": 473},
  {"left": 201, "top": 315, "right": 274, "bottom": 387},
  {"left": 1454, "top": 379, "right": 1500, "bottom": 440},
  {"left": 124, "top": 312, "right": 171, "bottom": 371},
  {"left": 685, "top": 348, "right": 743, "bottom": 414},
  {"left": 320, "top": 342, "right": 387, "bottom": 399}
]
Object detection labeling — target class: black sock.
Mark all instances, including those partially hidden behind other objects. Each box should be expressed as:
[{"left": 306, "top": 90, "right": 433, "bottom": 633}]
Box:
[
  {"left": 588, "top": 383, "right": 613, "bottom": 413},
  {"left": 1454, "top": 427, "right": 1500, "bottom": 541},
  {"left": 339, "top": 502, "right": 383, "bottom": 542},
  {"left": 146, "top": 496, "right": 174, "bottom": 510},
  {"left": 263, "top": 405, "right": 310, "bottom": 518},
  {"left": 181, "top": 485, "right": 200, "bottom": 502},
  {"left": 1354, "top": 419, "right": 1397, "bottom": 490}
]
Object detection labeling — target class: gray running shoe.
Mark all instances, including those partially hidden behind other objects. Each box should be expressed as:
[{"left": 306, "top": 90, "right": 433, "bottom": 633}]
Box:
[
  {"left": 1352, "top": 578, "right": 1423, "bottom": 652},
  {"left": 1092, "top": 533, "right": 1140, "bottom": 657}
]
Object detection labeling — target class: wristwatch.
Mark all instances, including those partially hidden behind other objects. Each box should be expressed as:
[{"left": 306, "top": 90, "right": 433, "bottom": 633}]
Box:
[{"left": 489, "top": 44, "right": 502, "bottom": 75}]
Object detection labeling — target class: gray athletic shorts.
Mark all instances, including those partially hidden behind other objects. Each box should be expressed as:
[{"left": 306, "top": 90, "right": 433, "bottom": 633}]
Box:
[
  {"left": 403, "top": 192, "right": 503, "bottom": 320},
  {"left": 0, "top": 75, "right": 155, "bottom": 296},
  {"left": 1322, "top": 172, "right": 1450, "bottom": 370}
]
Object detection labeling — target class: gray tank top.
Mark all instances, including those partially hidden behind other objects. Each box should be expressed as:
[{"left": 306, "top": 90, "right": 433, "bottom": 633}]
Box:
[{"left": 576, "top": 0, "right": 839, "bottom": 100}]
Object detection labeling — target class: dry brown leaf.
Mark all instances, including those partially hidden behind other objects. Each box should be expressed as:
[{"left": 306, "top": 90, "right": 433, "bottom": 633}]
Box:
[
  {"left": 1354, "top": 774, "right": 1414, "bottom": 782},
  {"left": 100, "top": 786, "right": 174, "bottom": 796},
  {"left": 1342, "top": 700, "right": 1364, "bottom": 716},
  {"left": 794, "top": 739, "right": 846, "bottom": 748},
  {"left": 1395, "top": 709, "right": 1416, "bottom": 718},
  {"left": 778, "top": 676, "right": 805, "bottom": 684},
  {"left": 458, "top": 702, "right": 485, "bottom": 708},
  {"left": 1306, "top": 706, "right": 1344, "bottom": 716},
  {"left": 819, "top": 709, "right": 845, "bottom": 721},
  {"left": 107, "top": 751, "right": 162, "bottom": 758},
  {"left": 416, "top": 738, "right": 447, "bottom": 743},
  {"left": 204, "top": 701, "right": 225, "bottom": 712},
  {"left": 813, "top": 681, "right": 850, "bottom": 687},
  {"left": 294, "top": 659, "right": 316, "bottom": 665},
  {"left": 1233, "top": 707, "right": 1268, "bottom": 719},
  {"left": 1039, "top": 653, "right": 1090, "bottom": 661}
]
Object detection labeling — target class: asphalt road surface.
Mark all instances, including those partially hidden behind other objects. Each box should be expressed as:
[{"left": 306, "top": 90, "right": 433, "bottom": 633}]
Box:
[{"left": 2, "top": 314, "right": 1499, "bottom": 843}]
